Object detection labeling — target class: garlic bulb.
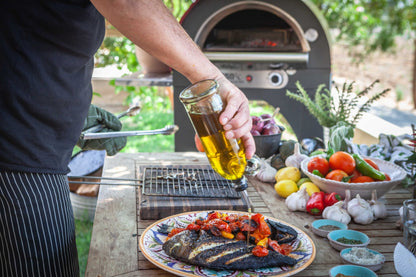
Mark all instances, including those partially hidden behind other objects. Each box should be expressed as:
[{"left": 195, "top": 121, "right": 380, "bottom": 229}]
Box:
[
  {"left": 285, "top": 187, "right": 309, "bottom": 212},
  {"left": 347, "top": 194, "right": 374, "bottom": 225},
  {"left": 285, "top": 142, "right": 308, "bottom": 169},
  {"left": 255, "top": 158, "right": 277, "bottom": 183},
  {"left": 322, "top": 201, "right": 351, "bottom": 225},
  {"left": 369, "top": 190, "right": 387, "bottom": 219}
]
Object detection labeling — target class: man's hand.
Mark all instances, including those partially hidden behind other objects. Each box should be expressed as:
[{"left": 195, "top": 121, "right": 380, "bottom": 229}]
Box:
[
  {"left": 77, "top": 105, "right": 127, "bottom": 156},
  {"left": 217, "top": 77, "right": 255, "bottom": 159}
]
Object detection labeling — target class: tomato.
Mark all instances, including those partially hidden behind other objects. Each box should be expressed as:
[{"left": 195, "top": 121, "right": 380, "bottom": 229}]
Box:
[
  {"left": 350, "top": 169, "right": 363, "bottom": 182},
  {"left": 252, "top": 246, "right": 269, "bottom": 257},
  {"left": 236, "top": 232, "right": 246, "bottom": 240},
  {"left": 307, "top": 156, "right": 330, "bottom": 176},
  {"left": 364, "top": 158, "right": 379, "bottom": 170},
  {"left": 168, "top": 228, "right": 185, "bottom": 237},
  {"left": 251, "top": 213, "right": 271, "bottom": 236},
  {"left": 325, "top": 169, "right": 349, "bottom": 182},
  {"left": 329, "top": 151, "right": 356, "bottom": 175},
  {"left": 351, "top": 176, "right": 375, "bottom": 183},
  {"left": 207, "top": 211, "right": 220, "bottom": 220},
  {"left": 186, "top": 223, "right": 201, "bottom": 231},
  {"left": 194, "top": 134, "right": 205, "bottom": 152},
  {"left": 384, "top": 173, "right": 391, "bottom": 181}
]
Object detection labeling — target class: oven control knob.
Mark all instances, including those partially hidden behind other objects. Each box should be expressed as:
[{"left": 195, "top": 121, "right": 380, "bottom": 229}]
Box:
[{"left": 269, "top": 72, "right": 283, "bottom": 86}]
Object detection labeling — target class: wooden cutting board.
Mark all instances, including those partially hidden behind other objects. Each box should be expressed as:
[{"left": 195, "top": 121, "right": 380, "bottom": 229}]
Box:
[{"left": 137, "top": 165, "right": 252, "bottom": 220}]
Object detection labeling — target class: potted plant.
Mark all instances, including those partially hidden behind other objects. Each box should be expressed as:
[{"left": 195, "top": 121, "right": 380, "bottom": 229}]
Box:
[{"left": 285, "top": 80, "right": 390, "bottom": 144}]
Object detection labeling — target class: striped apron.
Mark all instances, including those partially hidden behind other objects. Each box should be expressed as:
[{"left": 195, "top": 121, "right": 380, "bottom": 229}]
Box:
[{"left": 0, "top": 171, "right": 79, "bottom": 277}]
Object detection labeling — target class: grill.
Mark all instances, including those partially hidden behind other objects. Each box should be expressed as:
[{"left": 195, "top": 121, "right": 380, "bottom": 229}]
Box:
[
  {"left": 141, "top": 166, "right": 242, "bottom": 199},
  {"left": 138, "top": 164, "right": 251, "bottom": 220},
  {"left": 173, "top": 0, "right": 332, "bottom": 151}
]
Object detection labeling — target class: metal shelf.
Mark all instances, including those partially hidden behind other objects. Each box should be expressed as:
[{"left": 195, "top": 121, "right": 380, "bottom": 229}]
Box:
[{"left": 114, "top": 71, "right": 172, "bottom": 87}]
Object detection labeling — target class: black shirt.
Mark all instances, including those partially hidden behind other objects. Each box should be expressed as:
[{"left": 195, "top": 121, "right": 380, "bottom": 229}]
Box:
[{"left": 0, "top": 0, "right": 105, "bottom": 174}]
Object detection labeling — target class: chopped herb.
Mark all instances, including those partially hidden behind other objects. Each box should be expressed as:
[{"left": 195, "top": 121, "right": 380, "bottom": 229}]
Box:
[{"left": 336, "top": 237, "right": 363, "bottom": 245}]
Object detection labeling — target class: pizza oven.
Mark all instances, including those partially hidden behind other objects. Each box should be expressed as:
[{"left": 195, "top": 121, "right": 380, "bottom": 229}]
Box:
[{"left": 173, "top": 0, "right": 332, "bottom": 151}]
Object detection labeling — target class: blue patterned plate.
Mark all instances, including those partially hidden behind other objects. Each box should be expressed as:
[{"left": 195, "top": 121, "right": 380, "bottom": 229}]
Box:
[{"left": 139, "top": 211, "right": 316, "bottom": 277}]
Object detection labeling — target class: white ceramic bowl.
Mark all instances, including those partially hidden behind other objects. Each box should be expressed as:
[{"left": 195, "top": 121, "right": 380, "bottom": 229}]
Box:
[
  {"left": 301, "top": 156, "right": 407, "bottom": 199},
  {"left": 340, "top": 247, "right": 385, "bottom": 271},
  {"left": 327, "top": 229, "right": 370, "bottom": 251},
  {"left": 311, "top": 219, "right": 348, "bottom": 238}
]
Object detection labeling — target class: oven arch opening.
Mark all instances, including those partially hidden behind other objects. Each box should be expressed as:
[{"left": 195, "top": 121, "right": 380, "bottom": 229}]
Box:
[{"left": 194, "top": 1, "right": 310, "bottom": 64}]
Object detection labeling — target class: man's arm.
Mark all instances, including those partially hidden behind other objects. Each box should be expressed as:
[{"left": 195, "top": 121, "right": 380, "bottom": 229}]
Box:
[{"left": 91, "top": 0, "right": 255, "bottom": 158}]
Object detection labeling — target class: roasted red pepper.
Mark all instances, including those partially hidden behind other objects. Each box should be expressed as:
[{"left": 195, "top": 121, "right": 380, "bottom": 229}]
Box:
[
  {"left": 186, "top": 223, "right": 201, "bottom": 231},
  {"left": 324, "top": 192, "right": 342, "bottom": 207},
  {"left": 306, "top": 191, "right": 325, "bottom": 216},
  {"left": 251, "top": 213, "right": 271, "bottom": 237},
  {"left": 167, "top": 228, "right": 185, "bottom": 237},
  {"left": 252, "top": 245, "right": 269, "bottom": 257}
]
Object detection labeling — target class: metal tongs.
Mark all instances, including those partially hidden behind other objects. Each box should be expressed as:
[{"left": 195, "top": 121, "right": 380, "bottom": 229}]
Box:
[
  {"left": 79, "top": 101, "right": 179, "bottom": 140},
  {"left": 81, "top": 125, "right": 179, "bottom": 140}
]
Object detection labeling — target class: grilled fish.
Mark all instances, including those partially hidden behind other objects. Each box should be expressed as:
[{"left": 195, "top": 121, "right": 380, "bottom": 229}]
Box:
[{"left": 162, "top": 229, "right": 297, "bottom": 270}]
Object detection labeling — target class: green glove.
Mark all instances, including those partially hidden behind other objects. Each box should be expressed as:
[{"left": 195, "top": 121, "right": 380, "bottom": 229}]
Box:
[{"left": 77, "top": 105, "right": 127, "bottom": 156}]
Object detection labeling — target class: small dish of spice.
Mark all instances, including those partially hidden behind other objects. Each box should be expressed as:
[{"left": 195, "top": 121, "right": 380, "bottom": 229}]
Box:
[
  {"left": 329, "top": 264, "right": 377, "bottom": 277},
  {"left": 311, "top": 219, "right": 348, "bottom": 237},
  {"left": 327, "top": 230, "right": 370, "bottom": 251},
  {"left": 340, "top": 247, "right": 385, "bottom": 271}
]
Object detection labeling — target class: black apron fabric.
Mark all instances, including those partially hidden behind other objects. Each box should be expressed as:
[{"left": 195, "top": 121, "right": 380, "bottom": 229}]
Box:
[
  {"left": 0, "top": 171, "right": 79, "bottom": 277},
  {"left": 0, "top": 0, "right": 105, "bottom": 174}
]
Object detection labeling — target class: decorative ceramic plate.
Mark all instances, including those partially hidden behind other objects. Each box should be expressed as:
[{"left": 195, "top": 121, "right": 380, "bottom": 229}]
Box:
[{"left": 139, "top": 210, "right": 316, "bottom": 277}]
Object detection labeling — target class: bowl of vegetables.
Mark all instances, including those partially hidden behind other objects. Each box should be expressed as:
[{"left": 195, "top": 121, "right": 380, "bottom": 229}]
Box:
[
  {"left": 327, "top": 229, "right": 370, "bottom": 251},
  {"left": 300, "top": 151, "right": 407, "bottom": 199},
  {"left": 251, "top": 114, "right": 285, "bottom": 158}
]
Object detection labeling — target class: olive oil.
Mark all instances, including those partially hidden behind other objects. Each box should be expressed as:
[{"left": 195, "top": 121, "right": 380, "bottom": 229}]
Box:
[{"left": 189, "top": 112, "right": 247, "bottom": 181}]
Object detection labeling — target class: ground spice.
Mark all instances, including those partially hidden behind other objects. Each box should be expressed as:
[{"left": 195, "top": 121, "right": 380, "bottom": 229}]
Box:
[
  {"left": 336, "top": 237, "right": 363, "bottom": 245},
  {"left": 318, "top": 224, "right": 341, "bottom": 231}
]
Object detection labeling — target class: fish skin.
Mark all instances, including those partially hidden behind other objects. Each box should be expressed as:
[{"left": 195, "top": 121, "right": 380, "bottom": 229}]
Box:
[
  {"left": 163, "top": 230, "right": 297, "bottom": 270},
  {"left": 267, "top": 219, "right": 298, "bottom": 244}
]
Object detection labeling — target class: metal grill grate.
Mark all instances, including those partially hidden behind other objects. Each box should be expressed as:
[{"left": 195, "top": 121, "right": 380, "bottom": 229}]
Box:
[{"left": 142, "top": 166, "right": 242, "bottom": 199}]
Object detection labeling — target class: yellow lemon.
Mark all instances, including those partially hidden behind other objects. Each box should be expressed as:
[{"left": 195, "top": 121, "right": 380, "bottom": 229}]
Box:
[
  {"left": 297, "top": 177, "right": 311, "bottom": 188},
  {"left": 299, "top": 182, "right": 320, "bottom": 196},
  {"left": 274, "top": 180, "right": 299, "bottom": 198},
  {"left": 275, "top": 167, "right": 301, "bottom": 183}
]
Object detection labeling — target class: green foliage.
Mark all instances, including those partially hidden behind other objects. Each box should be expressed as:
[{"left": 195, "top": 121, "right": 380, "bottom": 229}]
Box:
[
  {"left": 311, "top": 0, "right": 416, "bottom": 60},
  {"left": 328, "top": 121, "right": 354, "bottom": 152},
  {"left": 286, "top": 80, "right": 390, "bottom": 128},
  {"left": 75, "top": 219, "right": 93, "bottom": 277}
]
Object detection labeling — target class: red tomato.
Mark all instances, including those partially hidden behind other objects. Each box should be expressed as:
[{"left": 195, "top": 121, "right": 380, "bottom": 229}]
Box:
[
  {"left": 236, "top": 232, "right": 246, "bottom": 240},
  {"left": 350, "top": 169, "right": 363, "bottom": 182},
  {"left": 325, "top": 169, "right": 349, "bottom": 182},
  {"left": 168, "top": 228, "right": 185, "bottom": 237},
  {"left": 352, "top": 176, "right": 375, "bottom": 183},
  {"left": 252, "top": 246, "right": 269, "bottom": 257},
  {"left": 364, "top": 158, "right": 379, "bottom": 170},
  {"left": 384, "top": 173, "right": 391, "bottom": 181},
  {"left": 194, "top": 134, "right": 205, "bottom": 152},
  {"left": 186, "top": 223, "right": 201, "bottom": 231},
  {"left": 329, "top": 151, "right": 356, "bottom": 175},
  {"left": 307, "top": 156, "right": 330, "bottom": 176}
]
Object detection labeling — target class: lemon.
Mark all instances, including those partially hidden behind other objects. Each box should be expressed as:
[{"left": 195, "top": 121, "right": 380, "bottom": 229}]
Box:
[
  {"left": 297, "top": 177, "right": 311, "bottom": 188},
  {"left": 275, "top": 167, "right": 301, "bottom": 183},
  {"left": 274, "top": 180, "right": 298, "bottom": 198},
  {"left": 299, "top": 182, "right": 320, "bottom": 196}
]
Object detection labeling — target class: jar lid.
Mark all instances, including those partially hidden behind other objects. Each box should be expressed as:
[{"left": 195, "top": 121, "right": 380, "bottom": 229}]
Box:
[{"left": 179, "top": 79, "right": 218, "bottom": 104}]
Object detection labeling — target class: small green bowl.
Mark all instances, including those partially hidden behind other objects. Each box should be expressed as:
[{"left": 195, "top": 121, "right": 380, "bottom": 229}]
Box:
[
  {"left": 329, "top": 265, "right": 377, "bottom": 277},
  {"left": 327, "top": 229, "right": 370, "bottom": 251},
  {"left": 311, "top": 219, "right": 348, "bottom": 237}
]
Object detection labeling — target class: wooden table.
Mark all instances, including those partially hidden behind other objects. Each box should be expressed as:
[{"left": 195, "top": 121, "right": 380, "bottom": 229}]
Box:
[{"left": 85, "top": 152, "right": 410, "bottom": 277}]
